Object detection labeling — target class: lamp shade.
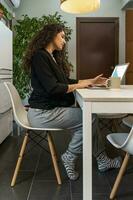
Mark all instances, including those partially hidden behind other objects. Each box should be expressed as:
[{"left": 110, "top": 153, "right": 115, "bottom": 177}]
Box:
[{"left": 60, "top": 0, "right": 100, "bottom": 14}]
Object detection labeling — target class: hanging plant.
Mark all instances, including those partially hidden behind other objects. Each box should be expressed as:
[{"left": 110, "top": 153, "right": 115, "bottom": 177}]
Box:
[{"left": 13, "top": 12, "right": 73, "bottom": 99}]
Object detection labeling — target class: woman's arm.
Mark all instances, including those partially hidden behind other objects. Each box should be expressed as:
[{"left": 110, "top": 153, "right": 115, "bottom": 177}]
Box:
[
  {"left": 67, "top": 74, "right": 107, "bottom": 93},
  {"left": 67, "top": 80, "right": 92, "bottom": 93}
]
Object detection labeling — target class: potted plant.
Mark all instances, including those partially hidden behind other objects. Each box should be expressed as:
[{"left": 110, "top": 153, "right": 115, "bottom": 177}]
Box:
[{"left": 13, "top": 12, "right": 73, "bottom": 100}]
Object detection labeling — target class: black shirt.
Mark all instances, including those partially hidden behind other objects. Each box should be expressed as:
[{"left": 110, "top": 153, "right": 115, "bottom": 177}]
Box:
[{"left": 29, "top": 49, "right": 78, "bottom": 110}]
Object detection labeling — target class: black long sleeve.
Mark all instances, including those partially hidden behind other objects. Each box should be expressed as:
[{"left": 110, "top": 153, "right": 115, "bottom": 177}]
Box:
[
  {"left": 32, "top": 52, "right": 68, "bottom": 95},
  {"left": 67, "top": 78, "right": 78, "bottom": 84},
  {"left": 29, "top": 49, "right": 75, "bottom": 109}
]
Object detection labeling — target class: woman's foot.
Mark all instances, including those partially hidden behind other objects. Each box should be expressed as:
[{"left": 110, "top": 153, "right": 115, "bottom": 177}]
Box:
[
  {"left": 61, "top": 150, "right": 79, "bottom": 180},
  {"left": 96, "top": 152, "right": 122, "bottom": 172}
]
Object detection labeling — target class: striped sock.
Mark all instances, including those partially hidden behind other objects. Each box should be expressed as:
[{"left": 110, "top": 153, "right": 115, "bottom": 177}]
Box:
[
  {"left": 61, "top": 150, "right": 79, "bottom": 181},
  {"left": 96, "top": 152, "right": 122, "bottom": 172}
]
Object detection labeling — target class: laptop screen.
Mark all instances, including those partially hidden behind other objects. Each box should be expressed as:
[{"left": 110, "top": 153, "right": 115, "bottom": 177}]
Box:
[{"left": 111, "top": 63, "right": 129, "bottom": 80}]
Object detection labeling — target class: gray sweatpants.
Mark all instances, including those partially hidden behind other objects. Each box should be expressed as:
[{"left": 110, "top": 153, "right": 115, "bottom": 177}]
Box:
[{"left": 27, "top": 107, "right": 105, "bottom": 157}]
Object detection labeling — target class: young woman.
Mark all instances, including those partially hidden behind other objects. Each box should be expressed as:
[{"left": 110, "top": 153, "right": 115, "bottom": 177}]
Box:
[{"left": 24, "top": 24, "right": 121, "bottom": 181}]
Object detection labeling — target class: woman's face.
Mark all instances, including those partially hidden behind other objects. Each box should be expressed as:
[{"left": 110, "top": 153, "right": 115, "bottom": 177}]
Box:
[{"left": 53, "top": 31, "right": 66, "bottom": 50}]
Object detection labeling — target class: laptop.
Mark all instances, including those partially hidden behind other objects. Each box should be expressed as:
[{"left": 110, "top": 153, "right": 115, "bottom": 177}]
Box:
[{"left": 90, "top": 63, "right": 129, "bottom": 89}]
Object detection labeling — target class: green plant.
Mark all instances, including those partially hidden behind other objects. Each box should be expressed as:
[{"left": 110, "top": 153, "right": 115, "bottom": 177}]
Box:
[
  {"left": 0, "top": 3, "right": 13, "bottom": 20},
  {"left": 13, "top": 12, "right": 73, "bottom": 99}
]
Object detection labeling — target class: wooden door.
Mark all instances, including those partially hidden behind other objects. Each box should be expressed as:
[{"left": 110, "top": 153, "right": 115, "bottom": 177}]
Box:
[
  {"left": 126, "top": 10, "right": 133, "bottom": 84},
  {"left": 76, "top": 18, "right": 119, "bottom": 79}
]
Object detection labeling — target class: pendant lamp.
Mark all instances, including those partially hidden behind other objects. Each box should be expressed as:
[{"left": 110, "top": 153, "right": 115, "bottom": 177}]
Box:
[{"left": 60, "top": 0, "right": 100, "bottom": 14}]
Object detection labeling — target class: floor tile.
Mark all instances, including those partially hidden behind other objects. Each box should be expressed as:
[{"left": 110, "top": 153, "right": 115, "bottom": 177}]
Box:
[
  {"left": 1, "top": 126, "right": 133, "bottom": 200},
  {"left": 0, "top": 171, "right": 33, "bottom": 200},
  {"left": 28, "top": 180, "right": 71, "bottom": 200}
]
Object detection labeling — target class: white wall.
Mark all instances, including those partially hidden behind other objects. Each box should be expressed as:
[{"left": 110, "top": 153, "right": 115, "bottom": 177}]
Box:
[{"left": 15, "top": 0, "right": 125, "bottom": 79}]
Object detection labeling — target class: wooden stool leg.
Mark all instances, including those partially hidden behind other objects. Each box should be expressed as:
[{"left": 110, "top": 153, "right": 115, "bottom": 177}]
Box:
[
  {"left": 47, "top": 132, "right": 62, "bottom": 185},
  {"left": 110, "top": 153, "right": 130, "bottom": 199},
  {"left": 47, "top": 132, "right": 58, "bottom": 161},
  {"left": 11, "top": 133, "right": 28, "bottom": 187}
]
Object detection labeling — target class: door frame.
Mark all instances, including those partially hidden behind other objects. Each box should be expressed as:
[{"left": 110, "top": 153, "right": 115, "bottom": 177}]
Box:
[{"left": 76, "top": 17, "right": 119, "bottom": 79}]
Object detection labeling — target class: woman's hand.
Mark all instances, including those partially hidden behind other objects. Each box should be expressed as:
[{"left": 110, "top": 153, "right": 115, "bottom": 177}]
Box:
[
  {"left": 78, "top": 74, "right": 107, "bottom": 88},
  {"left": 90, "top": 74, "right": 107, "bottom": 86},
  {"left": 67, "top": 74, "right": 107, "bottom": 93}
]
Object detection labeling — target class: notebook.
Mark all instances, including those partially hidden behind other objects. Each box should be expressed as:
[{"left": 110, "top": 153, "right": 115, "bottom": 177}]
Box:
[{"left": 90, "top": 63, "right": 129, "bottom": 89}]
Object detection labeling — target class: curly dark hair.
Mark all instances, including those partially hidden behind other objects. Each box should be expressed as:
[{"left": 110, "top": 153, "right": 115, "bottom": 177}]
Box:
[{"left": 23, "top": 23, "right": 70, "bottom": 77}]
